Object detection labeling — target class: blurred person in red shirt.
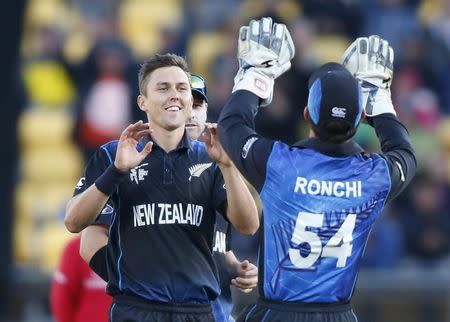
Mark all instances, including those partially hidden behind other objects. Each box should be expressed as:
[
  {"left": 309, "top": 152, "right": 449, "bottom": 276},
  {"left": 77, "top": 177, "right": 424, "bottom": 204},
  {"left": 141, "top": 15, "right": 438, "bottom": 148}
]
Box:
[{"left": 50, "top": 235, "right": 111, "bottom": 322}]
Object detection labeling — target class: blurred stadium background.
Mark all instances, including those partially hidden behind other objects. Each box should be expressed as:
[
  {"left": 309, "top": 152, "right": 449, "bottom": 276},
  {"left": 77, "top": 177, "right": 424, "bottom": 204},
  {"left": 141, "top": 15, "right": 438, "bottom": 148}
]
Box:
[{"left": 1, "top": 0, "right": 450, "bottom": 321}]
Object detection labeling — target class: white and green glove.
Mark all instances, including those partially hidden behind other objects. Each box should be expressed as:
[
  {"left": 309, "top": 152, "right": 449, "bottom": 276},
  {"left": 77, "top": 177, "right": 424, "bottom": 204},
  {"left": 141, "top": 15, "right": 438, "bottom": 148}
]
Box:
[
  {"left": 342, "top": 35, "right": 396, "bottom": 117},
  {"left": 233, "top": 17, "right": 295, "bottom": 106}
]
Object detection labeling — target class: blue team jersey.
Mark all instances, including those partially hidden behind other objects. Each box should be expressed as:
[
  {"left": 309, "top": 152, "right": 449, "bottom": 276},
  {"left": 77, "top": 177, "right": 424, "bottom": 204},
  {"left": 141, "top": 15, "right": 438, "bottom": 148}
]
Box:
[
  {"left": 261, "top": 142, "right": 391, "bottom": 302},
  {"left": 73, "top": 135, "right": 227, "bottom": 303}
]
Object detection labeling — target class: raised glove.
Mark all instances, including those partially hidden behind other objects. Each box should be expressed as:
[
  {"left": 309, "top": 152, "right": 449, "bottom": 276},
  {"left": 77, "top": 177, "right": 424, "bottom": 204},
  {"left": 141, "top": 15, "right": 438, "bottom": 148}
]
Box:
[
  {"left": 233, "top": 17, "right": 295, "bottom": 106},
  {"left": 342, "top": 35, "right": 396, "bottom": 117}
]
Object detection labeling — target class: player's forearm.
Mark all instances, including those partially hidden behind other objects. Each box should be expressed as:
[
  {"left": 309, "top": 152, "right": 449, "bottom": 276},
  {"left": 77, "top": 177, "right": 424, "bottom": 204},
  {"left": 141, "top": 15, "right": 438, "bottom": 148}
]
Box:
[
  {"left": 80, "top": 225, "right": 108, "bottom": 263},
  {"left": 64, "top": 186, "right": 109, "bottom": 233},
  {"left": 218, "top": 90, "right": 260, "bottom": 166},
  {"left": 372, "top": 115, "right": 416, "bottom": 174},
  {"left": 220, "top": 164, "right": 259, "bottom": 235},
  {"left": 371, "top": 113, "right": 417, "bottom": 200}
]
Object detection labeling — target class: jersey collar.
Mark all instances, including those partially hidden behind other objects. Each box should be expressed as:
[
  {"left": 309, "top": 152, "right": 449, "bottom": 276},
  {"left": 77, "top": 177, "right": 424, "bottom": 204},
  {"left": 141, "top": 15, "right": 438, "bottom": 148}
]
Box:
[
  {"left": 292, "top": 138, "right": 363, "bottom": 157},
  {"left": 139, "top": 132, "right": 192, "bottom": 152}
]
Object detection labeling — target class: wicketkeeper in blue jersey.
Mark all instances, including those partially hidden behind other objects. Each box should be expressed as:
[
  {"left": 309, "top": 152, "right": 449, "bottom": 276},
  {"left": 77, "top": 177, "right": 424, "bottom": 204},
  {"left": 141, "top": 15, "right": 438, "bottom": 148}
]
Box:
[{"left": 217, "top": 17, "right": 417, "bottom": 322}]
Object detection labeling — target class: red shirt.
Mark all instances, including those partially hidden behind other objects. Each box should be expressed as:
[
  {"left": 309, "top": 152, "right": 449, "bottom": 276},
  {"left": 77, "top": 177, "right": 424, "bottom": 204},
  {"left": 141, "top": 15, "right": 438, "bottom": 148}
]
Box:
[{"left": 50, "top": 236, "right": 112, "bottom": 322}]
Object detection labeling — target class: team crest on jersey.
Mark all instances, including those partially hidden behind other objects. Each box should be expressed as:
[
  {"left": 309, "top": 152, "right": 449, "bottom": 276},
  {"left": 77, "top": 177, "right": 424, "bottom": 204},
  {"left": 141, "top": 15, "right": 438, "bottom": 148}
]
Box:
[
  {"left": 188, "top": 163, "right": 212, "bottom": 181},
  {"left": 101, "top": 204, "right": 114, "bottom": 215},
  {"left": 242, "top": 136, "right": 258, "bottom": 159},
  {"left": 75, "top": 177, "right": 85, "bottom": 190},
  {"left": 130, "top": 163, "right": 149, "bottom": 184}
]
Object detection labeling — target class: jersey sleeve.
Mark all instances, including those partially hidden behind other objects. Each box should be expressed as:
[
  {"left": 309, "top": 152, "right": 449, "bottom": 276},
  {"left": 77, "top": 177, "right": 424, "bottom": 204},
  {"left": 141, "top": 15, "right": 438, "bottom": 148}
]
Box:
[
  {"left": 72, "top": 142, "right": 117, "bottom": 197},
  {"left": 50, "top": 238, "right": 82, "bottom": 322},
  {"left": 371, "top": 114, "right": 417, "bottom": 203},
  {"left": 218, "top": 90, "right": 275, "bottom": 192},
  {"left": 212, "top": 165, "right": 228, "bottom": 216},
  {"left": 72, "top": 143, "right": 117, "bottom": 223}
]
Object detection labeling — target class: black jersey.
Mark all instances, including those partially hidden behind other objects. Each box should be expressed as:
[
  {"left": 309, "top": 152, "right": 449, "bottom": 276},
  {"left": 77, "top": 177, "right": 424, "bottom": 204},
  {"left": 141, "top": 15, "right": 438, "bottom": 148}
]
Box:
[
  {"left": 73, "top": 134, "right": 227, "bottom": 303},
  {"left": 211, "top": 215, "right": 233, "bottom": 322}
]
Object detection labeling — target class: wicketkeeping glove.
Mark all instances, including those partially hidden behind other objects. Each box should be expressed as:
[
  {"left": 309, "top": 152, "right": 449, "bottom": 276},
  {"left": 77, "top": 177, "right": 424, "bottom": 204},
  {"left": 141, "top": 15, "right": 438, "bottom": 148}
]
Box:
[
  {"left": 342, "top": 35, "right": 396, "bottom": 117},
  {"left": 233, "top": 17, "right": 295, "bottom": 106}
]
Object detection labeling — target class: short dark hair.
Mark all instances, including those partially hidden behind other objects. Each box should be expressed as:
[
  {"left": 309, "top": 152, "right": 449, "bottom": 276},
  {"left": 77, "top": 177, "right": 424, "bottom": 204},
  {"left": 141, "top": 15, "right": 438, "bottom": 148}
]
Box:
[
  {"left": 138, "top": 53, "right": 190, "bottom": 95},
  {"left": 311, "top": 120, "right": 357, "bottom": 144}
]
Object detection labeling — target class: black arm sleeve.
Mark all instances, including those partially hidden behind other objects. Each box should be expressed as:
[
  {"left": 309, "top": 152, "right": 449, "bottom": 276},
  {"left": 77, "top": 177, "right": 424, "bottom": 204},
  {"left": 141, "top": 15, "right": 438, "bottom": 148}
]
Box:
[
  {"left": 371, "top": 114, "right": 417, "bottom": 203},
  {"left": 217, "top": 90, "right": 275, "bottom": 191},
  {"left": 89, "top": 245, "right": 108, "bottom": 282}
]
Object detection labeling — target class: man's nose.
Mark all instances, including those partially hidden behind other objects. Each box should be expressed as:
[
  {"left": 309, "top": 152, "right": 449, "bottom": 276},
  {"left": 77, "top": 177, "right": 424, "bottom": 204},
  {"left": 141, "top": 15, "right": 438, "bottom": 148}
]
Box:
[{"left": 169, "top": 87, "right": 181, "bottom": 99}]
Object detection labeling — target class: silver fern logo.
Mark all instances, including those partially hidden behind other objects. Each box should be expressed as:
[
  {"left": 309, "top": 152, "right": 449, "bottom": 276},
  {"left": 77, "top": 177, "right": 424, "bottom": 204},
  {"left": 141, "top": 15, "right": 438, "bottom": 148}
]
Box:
[{"left": 189, "top": 163, "right": 213, "bottom": 181}]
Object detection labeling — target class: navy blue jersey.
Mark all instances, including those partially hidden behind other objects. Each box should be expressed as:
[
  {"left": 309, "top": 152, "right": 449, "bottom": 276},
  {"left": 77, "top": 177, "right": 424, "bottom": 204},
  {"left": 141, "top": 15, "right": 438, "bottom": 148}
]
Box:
[
  {"left": 211, "top": 215, "right": 234, "bottom": 322},
  {"left": 73, "top": 134, "right": 227, "bottom": 303},
  {"left": 218, "top": 91, "right": 416, "bottom": 303},
  {"left": 260, "top": 142, "right": 389, "bottom": 301}
]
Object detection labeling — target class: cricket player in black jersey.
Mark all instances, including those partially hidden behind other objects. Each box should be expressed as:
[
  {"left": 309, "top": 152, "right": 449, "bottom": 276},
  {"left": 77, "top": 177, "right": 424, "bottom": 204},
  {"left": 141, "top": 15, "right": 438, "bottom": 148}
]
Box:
[
  {"left": 64, "top": 54, "right": 259, "bottom": 322},
  {"left": 217, "top": 18, "right": 417, "bottom": 322},
  {"left": 79, "top": 74, "right": 259, "bottom": 322}
]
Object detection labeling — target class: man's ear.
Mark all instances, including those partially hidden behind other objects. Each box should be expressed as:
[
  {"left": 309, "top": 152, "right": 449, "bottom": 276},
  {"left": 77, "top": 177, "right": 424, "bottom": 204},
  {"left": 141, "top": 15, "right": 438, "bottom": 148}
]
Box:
[{"left": 137, "top": 95, "right": 146, "bottom": 111}]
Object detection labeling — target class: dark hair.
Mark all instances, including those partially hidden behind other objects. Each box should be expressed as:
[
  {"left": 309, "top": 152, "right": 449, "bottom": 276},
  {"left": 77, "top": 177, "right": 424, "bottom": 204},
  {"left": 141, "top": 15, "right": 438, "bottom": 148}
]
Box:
[
  {"left": 138, "top": 53, "right": 190, "bottom": 95},
  {"left": 311, "top": 120, "right": 357, "bottom": 144}
]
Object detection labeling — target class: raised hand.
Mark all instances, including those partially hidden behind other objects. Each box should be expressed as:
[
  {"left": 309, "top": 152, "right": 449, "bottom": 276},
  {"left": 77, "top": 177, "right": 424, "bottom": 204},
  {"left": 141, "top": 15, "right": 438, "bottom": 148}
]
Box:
[
  {"left": 233, "top": 17, "right": 295, "bottom": 107},
  {"left": 114, "top": 121, "right": 153, "bottom": 172},
  {"left": 342, "top": 35, "right": 396, "bottom": 117},
  {"left": 202, "top": 123, "right": 232, "bottom": 167}
]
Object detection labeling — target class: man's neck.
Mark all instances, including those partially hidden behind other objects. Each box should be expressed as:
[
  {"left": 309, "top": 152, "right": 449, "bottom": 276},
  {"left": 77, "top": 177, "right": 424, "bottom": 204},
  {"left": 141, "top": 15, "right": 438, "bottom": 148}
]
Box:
[{"left": 150, "top": 126, "right": 185, "bottom": 152}]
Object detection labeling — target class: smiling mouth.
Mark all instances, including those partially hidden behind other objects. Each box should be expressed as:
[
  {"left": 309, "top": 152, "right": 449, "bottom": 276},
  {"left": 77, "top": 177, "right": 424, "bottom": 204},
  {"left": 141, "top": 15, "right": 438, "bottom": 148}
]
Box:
[{"left": 165, "top": 106, "right": 181, "bottom": 111}]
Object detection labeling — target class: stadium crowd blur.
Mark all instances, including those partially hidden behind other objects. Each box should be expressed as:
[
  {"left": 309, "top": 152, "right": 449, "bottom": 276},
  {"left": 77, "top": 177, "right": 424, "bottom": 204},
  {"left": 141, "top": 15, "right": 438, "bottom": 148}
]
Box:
[{"left": 2, "top": 0, "right": 450, "bottom": 321}]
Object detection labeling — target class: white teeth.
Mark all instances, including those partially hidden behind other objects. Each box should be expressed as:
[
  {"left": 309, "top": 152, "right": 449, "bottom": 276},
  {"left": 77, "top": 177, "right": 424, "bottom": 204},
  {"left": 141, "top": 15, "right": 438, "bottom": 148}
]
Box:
[{"left": 166, "top": 106, "right": 181, "bottom": 111}]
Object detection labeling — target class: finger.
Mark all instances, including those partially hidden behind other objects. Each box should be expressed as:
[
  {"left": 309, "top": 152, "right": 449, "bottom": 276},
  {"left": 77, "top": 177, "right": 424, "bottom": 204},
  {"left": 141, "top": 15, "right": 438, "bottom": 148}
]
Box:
[
  {"left": 386, "top": 45, "right": 394, "bottom": 72},
  {"left": 368, "top": 35, "right": 381, "bottom": 66},
  {"left": 239, "top": 26, "right": 249, "bottom": 42},
  {"left": 201, "top": 131, "right": 212, "bottom": 147},
  {"left": 259, "top": 17, "right": 272, "bottom": 48},
  {"left": 270, "top": 23, "right": 284, "bottom": 55},
  {"left": 120, "top": 121, "right": 142, "bottom": 140},
  {"left": 134, "top": 128, "right": 153, "bottom": 141},
  {"left": 249, "top": 19, "right": 260, "bottom": 44},
  {"left": 282, "top": 25, "right": 295, "bottom": 61},
  {"left": 356, "top": 37, "right": 368, "bottom": 74},
  {"left": 232, "top": 277, "right": 257, "bottom": 289},
  {"left": 235, "top": 276, "right": 258, "bottom": 286},
  {"left": 124, "top": 121, "right": 149, "bottom": 138},
  {"left": 232, "top": 279, "right": 254, "bottom": 293},
  {"left": 140, "top": 141, "right": 153, "bottom": 158},
  {"left": 380, "top": 39, "right": 389, "bottom": 69},
  {"left": 241, "top": 260, "right": 249, "bottom": 270},
  {"left": 208, "top": 126, "right": 217, "bottom": 136}
]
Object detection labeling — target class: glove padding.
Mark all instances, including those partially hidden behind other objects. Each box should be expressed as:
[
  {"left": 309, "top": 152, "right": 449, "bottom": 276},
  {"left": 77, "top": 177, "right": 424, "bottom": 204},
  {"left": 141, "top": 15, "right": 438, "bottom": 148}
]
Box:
[
  {"left": 342, "top": 35, "right": 396, "bottom": 117},
  {"left": 233, "top": 17, "right": 295, "bottom": 106}
]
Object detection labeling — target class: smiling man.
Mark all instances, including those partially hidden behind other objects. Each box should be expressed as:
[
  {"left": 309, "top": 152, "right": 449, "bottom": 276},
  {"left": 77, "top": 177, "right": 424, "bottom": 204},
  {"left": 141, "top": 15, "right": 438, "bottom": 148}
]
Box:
[{"left": 64, "top": 53, "right": 259, "bottom": 322}]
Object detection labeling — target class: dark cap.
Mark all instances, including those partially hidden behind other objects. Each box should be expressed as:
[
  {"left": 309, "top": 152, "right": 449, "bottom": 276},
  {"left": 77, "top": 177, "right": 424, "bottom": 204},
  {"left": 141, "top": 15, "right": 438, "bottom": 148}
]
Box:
[
  {"left": 191, "top": 74, "right": 208, "bottom": 102},
  {"left": 307, "top": 62, "right": 363, "bottom": 128}
]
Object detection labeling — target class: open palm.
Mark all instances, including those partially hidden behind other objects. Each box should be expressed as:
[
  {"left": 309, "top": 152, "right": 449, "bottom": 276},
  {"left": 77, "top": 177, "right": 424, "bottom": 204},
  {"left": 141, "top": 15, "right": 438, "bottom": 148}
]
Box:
[{"left": 114, "top": 121, "right": 153, "bottom": 172}]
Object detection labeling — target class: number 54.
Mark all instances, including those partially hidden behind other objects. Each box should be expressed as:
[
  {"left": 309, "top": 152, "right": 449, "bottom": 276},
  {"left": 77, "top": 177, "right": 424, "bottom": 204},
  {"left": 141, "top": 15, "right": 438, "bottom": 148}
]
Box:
[{"left": 289, "top": 212, "right": 356, "bottom": 269}]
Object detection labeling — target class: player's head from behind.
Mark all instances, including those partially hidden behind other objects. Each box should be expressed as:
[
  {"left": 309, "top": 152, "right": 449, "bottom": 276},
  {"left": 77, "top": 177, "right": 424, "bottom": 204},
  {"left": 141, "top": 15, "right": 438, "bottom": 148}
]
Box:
[
  {"left": 186, "top": 74, "right": 208, "bottom": 140},
  {"left": 304, "top": 62, "right": 364, "bottom": 144},
  {"left": 137, "top": 53, "right": 193, "bottom": 132}
]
